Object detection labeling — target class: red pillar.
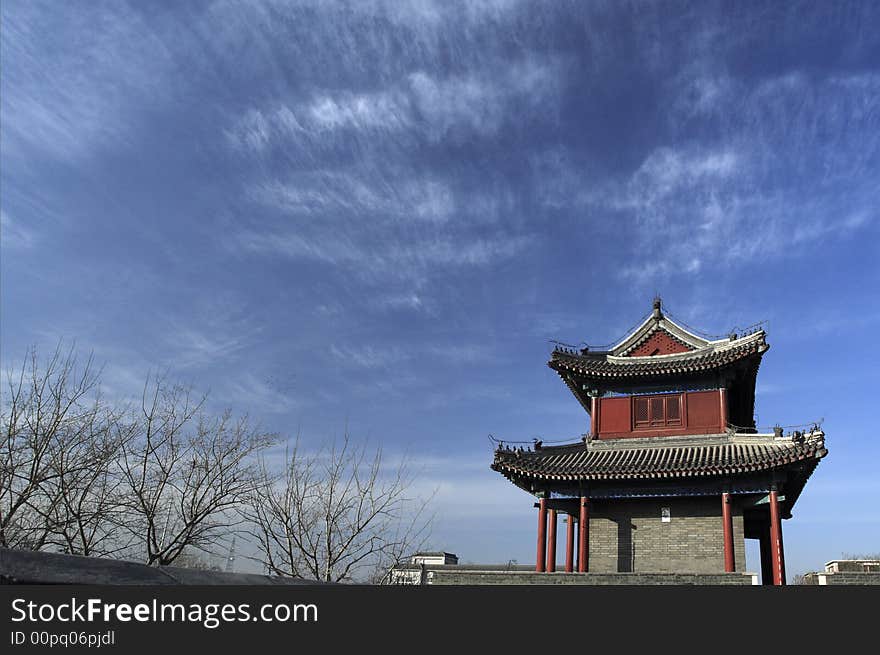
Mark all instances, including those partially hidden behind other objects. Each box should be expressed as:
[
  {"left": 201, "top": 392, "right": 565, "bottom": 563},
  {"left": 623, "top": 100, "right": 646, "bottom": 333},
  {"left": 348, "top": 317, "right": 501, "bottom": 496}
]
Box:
[
  {"left": 536, "top": 497, "right": 547, "bottom": 572},
  {"left": 546, "top": 509, "right": 557, "bottom": 572},
  {"left": 769, "top": 490, "right": 786, "bottom": 585},
  {"left": 578, "top": 497, "right": 590, "bottom": 573},
  {"left": 565, "top": 514, "right": 575, "bottom": 572},
  {"left": 722, "top": 492, "right": 735, "bottom": 572},
  {"left": 590, "top": 396, "right": 598, "bottom": 437}
]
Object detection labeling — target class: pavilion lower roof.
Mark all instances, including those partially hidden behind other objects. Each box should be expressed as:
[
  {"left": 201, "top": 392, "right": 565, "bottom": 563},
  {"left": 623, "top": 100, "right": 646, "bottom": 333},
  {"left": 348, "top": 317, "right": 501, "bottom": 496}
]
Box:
[
  {"left": 549, "top": 330, "right": 767, "bottom": 381},
  {"left": 491, "top": 430, "right": 827, "bottom": 482}
]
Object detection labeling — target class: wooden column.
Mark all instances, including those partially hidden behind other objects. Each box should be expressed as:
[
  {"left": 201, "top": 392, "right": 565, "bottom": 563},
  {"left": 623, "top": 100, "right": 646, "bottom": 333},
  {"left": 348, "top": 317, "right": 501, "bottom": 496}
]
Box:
[
  {"left": 536, "top": 497, "right": 547, "bottom": 572},
  {"left": 546, "top": 509, "right": 557, "bottom": 572},
  {"left": 590, "top": 396, "right": 598, "bottom": 437},
  {"left": 769, "top": 489, "right": 786, "bottom": 585},
  {"left": 719, "top": 388, "right": 728, "bottom": 430},
  {"left": 722, "top": 492, "right": 735, "bottom": 572},
  {"left": 565, "top": 514, "right": 575, "bottom": 572},
  {"left": 578, "top": 497, "right": 590, "bottom": 573}
]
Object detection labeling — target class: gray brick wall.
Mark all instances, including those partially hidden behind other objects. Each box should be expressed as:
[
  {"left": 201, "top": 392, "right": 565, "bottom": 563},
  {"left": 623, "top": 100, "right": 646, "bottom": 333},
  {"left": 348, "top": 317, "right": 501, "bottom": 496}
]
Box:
[
  {"left": 429, "top": 570, "right": 755, "bottom": 585},
  {"left": 585, "top": 497, "right": 746, "bottom": 574},
  {"left": 802, "top": 572, "right": 880, "bottom": 585}
]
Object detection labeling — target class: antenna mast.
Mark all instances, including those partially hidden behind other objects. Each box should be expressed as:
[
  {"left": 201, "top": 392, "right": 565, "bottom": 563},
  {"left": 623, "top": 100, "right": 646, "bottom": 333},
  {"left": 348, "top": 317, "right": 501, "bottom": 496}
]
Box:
[{"left": 225, "top": 536, "right": 236, "bottom": 573}]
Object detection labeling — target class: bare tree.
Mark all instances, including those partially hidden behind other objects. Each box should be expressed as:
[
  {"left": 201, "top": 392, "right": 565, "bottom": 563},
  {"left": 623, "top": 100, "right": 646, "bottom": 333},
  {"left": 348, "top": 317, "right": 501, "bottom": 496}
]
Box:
[
  {"left": 842, "top": 552, "right": 880, "bottom": 559},
  {"left": 118, "top": 375, "right": 275, "bottom": 566},
  {"left": 0, "top": 345, "right": 117, "bottom": 551},
  {"left": 40, "top": 402, "right": 136, "bottom": 557},
  {"left": 3, "top": 343, "right": 433, "bottom": 581},
  {"left": 245, "top": 433, "right": 433, "bottom": 583}
]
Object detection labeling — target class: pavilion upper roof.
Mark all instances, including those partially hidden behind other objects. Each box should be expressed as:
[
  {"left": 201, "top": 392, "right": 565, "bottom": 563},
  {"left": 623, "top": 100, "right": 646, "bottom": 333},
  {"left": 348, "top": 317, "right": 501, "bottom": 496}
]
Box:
[
  {"left": 551, "top": 330, "right": 767, "bottom": 378},
  {"left": 549, "top": 298, "right": 768, "bottom": 386}
]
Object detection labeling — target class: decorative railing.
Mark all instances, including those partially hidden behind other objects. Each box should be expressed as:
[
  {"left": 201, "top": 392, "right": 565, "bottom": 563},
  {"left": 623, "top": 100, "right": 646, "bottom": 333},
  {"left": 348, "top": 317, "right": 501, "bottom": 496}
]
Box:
[{"left": 489, "top": 434, "right": 586, "bottom": 453}]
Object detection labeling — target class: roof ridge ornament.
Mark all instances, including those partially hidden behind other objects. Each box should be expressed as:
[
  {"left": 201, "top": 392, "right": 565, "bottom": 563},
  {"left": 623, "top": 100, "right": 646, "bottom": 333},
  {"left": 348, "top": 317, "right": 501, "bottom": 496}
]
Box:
[{"left": 652, "top": 296, "right": 663, "bottom": 319}]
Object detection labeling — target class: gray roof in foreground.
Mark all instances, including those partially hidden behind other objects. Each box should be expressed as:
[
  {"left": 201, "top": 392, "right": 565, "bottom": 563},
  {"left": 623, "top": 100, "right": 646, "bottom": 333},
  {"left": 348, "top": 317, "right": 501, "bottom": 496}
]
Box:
[{"left": 0, "top": 547, "right": 327, "bottom": 585}]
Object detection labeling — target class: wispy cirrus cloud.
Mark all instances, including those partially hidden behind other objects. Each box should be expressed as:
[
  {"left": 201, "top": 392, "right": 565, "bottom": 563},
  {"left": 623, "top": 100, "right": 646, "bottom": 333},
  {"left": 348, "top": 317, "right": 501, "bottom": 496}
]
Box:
[
  {"left": 377, "top": 292, "right": 430, "bottom": 313},
  {"left": 211, "top": 372, "right": 303, "bottom": 416},
  {"left": 407, "top": 59, "right": 564, "bottom": 141},
  {"left": 156, "top": 291, "right": 266, "bottom": 372},
  {"left": 226, "top": 57, "right": 565, "bottom": 151},
  {"left": 233, "top": 227, "right": 531, "bottom": 283},
  {"left": 215, "top": 10, "right": 562, "bottom": 320},
  {"left": 306, "top": 89, "right": 412, "bottom": 134},
  {"left": 614, "top": 147, "right": 741, "bottom": 211},
  {"left": 165, "top": 327, "right": 252, "bottom": 370},
  {"left": 0, "top": 211, "right": 36, "bottom": 249},
  {"left": 249, "top": 165, "right": 521, "bottom": 237},
  {"left": 329, "top": 342, "right": 498, "bottom": 378},
  {"left": 329, "top": 344, "right": 410, "bottom": 370},
  {"left": 0, "top": 4, "right": 175, "bottom": 162},
  {"left": 223, "top": 55, "right": 550, "bottom": 301},
  {"left": 250, "top": 171, "right": 457, "bottom": 223},
  {"left": 574, "top": 69, "right": 880, "bottom": 284},
  {"left": 228, "top": 92, "right": 410, "bottom": 152}
]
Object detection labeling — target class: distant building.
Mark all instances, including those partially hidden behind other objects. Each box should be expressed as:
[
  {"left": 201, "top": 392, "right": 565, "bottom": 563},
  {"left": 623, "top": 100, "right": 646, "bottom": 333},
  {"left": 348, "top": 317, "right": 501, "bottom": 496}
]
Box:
[
  {"left": 823, "top": 559, "right": 880, "bottom": 573},
  {"left": 802, "top": 560, "right": 880, "bottom": 585},
  {"left": 388, "top": 552, "right": 460, "bottom": 585},
  {"left": 491, "top": 298, "right": 827, "bottom": 585},
  {"left": 410, "top": 552, "right": 459, "bottom": 566}
]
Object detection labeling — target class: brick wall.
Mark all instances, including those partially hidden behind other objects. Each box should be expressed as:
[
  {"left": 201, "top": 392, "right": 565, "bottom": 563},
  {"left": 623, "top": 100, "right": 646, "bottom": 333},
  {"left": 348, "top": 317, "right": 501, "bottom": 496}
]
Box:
[
  {"left": 586, "top": 497, "right": 746, "bottom": 574},
  {"left": 802, "top": 572, "right": 880, "bottom": 585},
  {"left": 429, "top": 571, "right": 755, "bottom": 585}
]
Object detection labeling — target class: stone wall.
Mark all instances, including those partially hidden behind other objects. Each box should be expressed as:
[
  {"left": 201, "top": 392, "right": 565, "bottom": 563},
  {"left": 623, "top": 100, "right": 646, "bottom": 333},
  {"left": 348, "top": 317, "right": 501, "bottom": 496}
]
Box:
[
  {"left": 586, "top": 497, "right": 746, "bottom": 574},
  {"left": 429, "top": 570, "right": 755, "bottom": 585},
  {"left": 802, "top": 572, "right": 880, "bottom": 585}
]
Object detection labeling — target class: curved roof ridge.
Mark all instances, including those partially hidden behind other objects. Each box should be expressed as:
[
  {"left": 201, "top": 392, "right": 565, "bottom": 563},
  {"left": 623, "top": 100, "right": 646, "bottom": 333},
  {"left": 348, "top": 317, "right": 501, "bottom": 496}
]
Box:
[
  {"left": 608, "top": 299, "right": 710, "bottom": 355},
  {"left": 608, "top": 328, "right": 766, "bottom": 362},
  {"left": 549, "top": 331, "right": 767, "bottom": 383}
]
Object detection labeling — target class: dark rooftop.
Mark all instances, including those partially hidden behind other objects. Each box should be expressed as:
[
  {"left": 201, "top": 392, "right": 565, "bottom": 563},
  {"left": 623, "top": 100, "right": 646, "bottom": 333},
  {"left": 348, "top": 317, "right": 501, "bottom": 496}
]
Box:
[{"left": 492, "top": 429, "right": 826, "bottom": 482}]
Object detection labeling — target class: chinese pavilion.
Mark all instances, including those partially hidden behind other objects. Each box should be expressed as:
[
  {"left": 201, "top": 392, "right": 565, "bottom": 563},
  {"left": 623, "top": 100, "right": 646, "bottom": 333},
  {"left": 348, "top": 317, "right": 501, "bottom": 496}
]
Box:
[{"left": 491, "top": 299, "right": 827, "bottom": 585}]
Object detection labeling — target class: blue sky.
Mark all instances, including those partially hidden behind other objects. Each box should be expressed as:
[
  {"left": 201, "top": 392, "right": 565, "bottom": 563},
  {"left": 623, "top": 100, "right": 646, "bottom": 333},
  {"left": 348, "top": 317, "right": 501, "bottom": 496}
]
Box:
[{"left": 2, "top": 1, "right": 879, "bottom": 577}]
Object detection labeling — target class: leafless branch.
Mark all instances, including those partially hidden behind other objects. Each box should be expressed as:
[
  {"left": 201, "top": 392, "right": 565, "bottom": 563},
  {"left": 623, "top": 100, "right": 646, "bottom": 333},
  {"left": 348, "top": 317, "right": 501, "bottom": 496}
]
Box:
[
  {"left": 244, "top": 432, "right": 434, "bottom": 583},
  {"left": 118, "top": 374, "right": 275, "bottom": 565},
  {"left": 0, "top": 343, "right": 112, "bottom": 551}
]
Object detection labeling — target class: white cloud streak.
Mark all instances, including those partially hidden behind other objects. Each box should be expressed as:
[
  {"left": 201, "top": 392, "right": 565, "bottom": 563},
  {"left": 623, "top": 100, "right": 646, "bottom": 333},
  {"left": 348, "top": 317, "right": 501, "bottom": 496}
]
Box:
[
  {"left": 577, "top": 70, "right": 880, "bottom": 284},
  {"left": 226, "top": 57, "right": 565, "bottom": 150},
  {"left": 0, "top": 211, "right": 36, "bottom": 249},
  {"left": 1, "top": 5, "right": 176, "bottom": 162},
  {"left": 329, "top": 342, "right": 497, "bottom": 371},
  {"left": 250, "top": 172, "right": 457, "bottom": 223},
  {"left": 233, "top": 228, "right": 531, "bottom": 283}
]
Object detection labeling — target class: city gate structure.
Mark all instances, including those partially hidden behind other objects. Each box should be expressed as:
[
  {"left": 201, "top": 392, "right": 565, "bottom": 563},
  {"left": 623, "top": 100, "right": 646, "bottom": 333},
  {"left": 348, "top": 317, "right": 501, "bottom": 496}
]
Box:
[{"left": 491, "top": 299, "right": 826, "bottom": 584}]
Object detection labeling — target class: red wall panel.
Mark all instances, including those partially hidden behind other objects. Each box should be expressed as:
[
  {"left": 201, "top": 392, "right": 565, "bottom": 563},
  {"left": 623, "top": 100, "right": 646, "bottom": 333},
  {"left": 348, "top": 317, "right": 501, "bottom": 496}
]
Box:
[
  {"left": 685, "top": 390, "right": 722, "bottom": 430},
  {"left": 596, "top": 389, "right": 723, "bottom": 439},
  {"left": 599, "top": 397, "right": 630, "bottom": 434}
]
